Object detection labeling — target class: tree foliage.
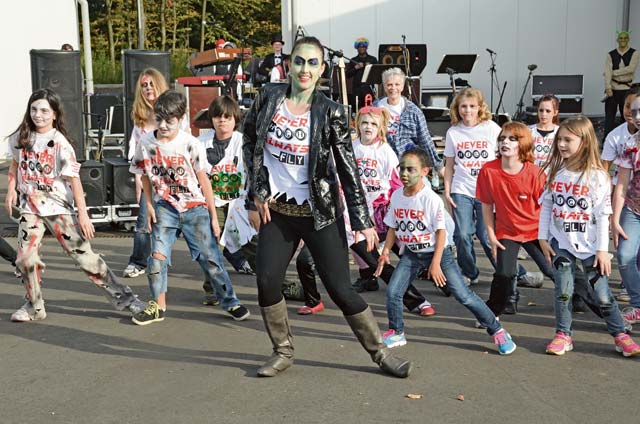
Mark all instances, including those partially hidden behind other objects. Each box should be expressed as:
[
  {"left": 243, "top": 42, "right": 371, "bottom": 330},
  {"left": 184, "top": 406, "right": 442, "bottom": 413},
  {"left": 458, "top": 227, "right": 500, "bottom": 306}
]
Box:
[{"left": 87, "top": 0, "right": 281, "bottom": 83}]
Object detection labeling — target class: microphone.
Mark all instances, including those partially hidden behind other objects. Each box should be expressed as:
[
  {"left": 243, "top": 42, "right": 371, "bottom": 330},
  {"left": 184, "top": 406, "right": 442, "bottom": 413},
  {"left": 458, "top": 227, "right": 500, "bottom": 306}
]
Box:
[
  {"left": 528, "top": 64, "right": 538, "bottom": 71},
  {"left": 202, "top": 19, "right": 216, "bottom": 26},
  {"left": 445, "top": 67, "right": 456, "bottom": 74},
  {"left": 486, "top": 48, "right": 496, "bottom": 55}
]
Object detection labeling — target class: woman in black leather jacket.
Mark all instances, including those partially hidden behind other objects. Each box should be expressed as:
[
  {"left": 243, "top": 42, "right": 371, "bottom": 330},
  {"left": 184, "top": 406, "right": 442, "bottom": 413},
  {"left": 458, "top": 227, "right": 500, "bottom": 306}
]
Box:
[{"left": 243, "top": 36, "right": 411, "bottom": 378}]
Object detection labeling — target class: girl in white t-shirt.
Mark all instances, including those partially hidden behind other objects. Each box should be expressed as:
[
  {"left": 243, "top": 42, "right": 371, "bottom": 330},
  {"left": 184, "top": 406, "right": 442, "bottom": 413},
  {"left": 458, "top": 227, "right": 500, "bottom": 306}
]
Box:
[
  {"left": 443, "top": 87, "right": 501, "bottom": 283},
  {"left": 376, "top": 149, "right": 516, "bottom": 355},
  {"left": 539, "top": 115, "right": 639, "bottom": 357},
  {"left": 5, "top": 89, "right": 144, "bottom": 322},
  {"left": 529, "top": 94, "right": 560, "bottom": 168}
]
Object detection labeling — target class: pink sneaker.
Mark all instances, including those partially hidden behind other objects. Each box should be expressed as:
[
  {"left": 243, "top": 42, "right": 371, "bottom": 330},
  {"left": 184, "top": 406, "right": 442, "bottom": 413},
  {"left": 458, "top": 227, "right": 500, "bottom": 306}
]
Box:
[
  {"left": 614, "top": 333, "right": 640, "bottom": 357},
  {"left": 622, "top": 307, "right": 640, "bottom": 324},
  {"left": 546, "top": 332, "right": 573, "bottom": 355}
]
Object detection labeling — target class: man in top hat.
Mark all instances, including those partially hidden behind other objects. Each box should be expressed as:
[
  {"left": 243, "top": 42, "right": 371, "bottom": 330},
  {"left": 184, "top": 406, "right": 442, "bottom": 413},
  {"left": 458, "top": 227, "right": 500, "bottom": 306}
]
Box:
[
  {"left": 346, "top": 37, "right": 378, "bottom": 111},
  {"left": 257, "top": 34, "right": 289, "bottom": 80}
]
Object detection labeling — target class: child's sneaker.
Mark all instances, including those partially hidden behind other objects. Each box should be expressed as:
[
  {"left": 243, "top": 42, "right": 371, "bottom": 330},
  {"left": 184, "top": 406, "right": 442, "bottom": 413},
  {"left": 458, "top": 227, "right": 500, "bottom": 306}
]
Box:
[
  {"left": 382, "top": 329, "right": 407, "bottom": 348},
  {"left": 123, "top": 264, "right": 145, "bottom": 278},
  {"left": 546, "top": 332, "right": 573, "bottom": 355},
  {"left": 132, "top": 300, "right": 165, "bottom": 326},
  {"left": 616, "top": 288, "right": 631, "bottom": 302},
  {"left": 418, "top": 302, "right": 435, "bottom": 316},
  {"left": 202, "top": 293, "right": 220, "bottom": 306},
  {"left": 493, "top": 329, "right": 516, "bottom": 355},
  {"left": 11, "top": 301, "right": 46, "bottom": 322},
  {"left": 622, "top": 306, "right": 640, "bottom": 324},
  {"left": 614, "top": 333, "right": 640, "bottom": 357},
  {"left": 228, "top": 304, "right": 250, "bottom": 321},
  {"left": 128, "top": 298, "right": 148, "bottom": 315}
]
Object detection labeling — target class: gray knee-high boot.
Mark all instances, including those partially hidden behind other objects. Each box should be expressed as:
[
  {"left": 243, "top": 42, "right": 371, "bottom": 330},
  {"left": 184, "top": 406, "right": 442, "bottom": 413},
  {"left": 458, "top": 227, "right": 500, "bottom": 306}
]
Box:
[
  {"left": 345, "top": 307, "right": 412, "bottom": 378},
  {"left": 257, "top": 298, "right": 294, "bottom": 377}
]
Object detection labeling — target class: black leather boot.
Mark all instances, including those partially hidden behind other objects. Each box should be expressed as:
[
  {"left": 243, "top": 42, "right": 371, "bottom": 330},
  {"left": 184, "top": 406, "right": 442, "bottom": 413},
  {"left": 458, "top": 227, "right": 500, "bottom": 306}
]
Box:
[
  {"left": 344, "top": 307, "right": 412, "bottom": 378},
  {"left": 257, "top": 299, "right": 294, "bottom": 377}
]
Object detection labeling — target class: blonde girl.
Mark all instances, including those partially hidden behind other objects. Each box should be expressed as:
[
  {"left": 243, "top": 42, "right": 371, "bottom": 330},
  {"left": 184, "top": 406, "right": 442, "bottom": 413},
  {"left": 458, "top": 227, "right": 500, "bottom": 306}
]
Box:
[{"left": 539, "top": 115, "right": 639, "bottom": 357}]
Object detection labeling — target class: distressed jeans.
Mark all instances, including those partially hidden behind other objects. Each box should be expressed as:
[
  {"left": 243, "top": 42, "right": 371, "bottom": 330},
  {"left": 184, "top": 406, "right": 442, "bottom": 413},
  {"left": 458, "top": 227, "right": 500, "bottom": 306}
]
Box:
[
  {"left": 148, "top": 201, "right": 240, "bottom": 311},
  {"left": 128, "top": 196, "right": 151, "bottom": 269},
  {"left": 616, "top": 206, "right": 640, "bottom": 308},
  {"left": 550, "top": 239, "right": 626, "bottom": 337},
  {"left": 16, "top": 213, "right": 139, "bottom": 311}
]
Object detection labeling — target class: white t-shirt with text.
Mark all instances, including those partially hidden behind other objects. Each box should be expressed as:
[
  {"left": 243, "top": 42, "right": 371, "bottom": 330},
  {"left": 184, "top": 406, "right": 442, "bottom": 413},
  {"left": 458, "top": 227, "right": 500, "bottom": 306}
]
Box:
[
  {"left": 379, "top": 97, "right": 405, "bottom": 139},
  {"left": 353, "top": 139, "right": 399, "bottom": 215},
  {"left": 528, "top": 124, "right": 558, "bottom": 168}
]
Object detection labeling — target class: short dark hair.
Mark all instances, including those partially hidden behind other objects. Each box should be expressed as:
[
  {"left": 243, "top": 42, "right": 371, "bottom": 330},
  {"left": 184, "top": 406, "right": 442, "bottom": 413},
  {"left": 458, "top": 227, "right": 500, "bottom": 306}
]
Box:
[
  {"left": 153, "top": 90, "right": 186, "bottom": 122},
  {"left": 401, "top": 147, "right": 431, "bottom": 168},
  {"left": 207, "top": 95, "right": 240, "bottom": 129},
  {"left": 291, "top": 36, "right": 324, "bottom": 58}
]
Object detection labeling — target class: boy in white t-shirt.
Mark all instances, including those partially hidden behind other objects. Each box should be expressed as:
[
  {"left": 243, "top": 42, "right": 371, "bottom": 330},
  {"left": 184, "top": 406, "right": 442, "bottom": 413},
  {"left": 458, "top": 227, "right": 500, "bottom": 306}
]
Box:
[
  {"left": 130, "top": 90, "right": 249, "bottom": 325},
  {"left": 376, "top": 149, "right": 516, "bottom": 355}
]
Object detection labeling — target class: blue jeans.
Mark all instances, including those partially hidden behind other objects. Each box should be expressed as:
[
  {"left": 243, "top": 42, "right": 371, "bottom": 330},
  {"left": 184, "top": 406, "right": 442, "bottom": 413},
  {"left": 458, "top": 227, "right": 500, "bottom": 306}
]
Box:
[
  {"left": 148, "top": 201, "right": 240, "bottom": 311},
  {"left": 386, "top": 247, "right": 502, "bottom": 335},
  {"left": 616, "top": 206, "right": 640, "bottom": 308},
  {"left": 550, "top": 239, "right": 626, "bottom": 336},
  {"left": 128, "top": 196, "right": 151, "bottom": 269}
]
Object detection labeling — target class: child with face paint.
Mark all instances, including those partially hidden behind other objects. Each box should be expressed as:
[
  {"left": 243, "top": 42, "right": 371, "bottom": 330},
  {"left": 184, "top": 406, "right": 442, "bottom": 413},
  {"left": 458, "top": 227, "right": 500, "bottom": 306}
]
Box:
[
  {"left": 477, "top": 122, "right": 551, "bottom": 319},
  {"left": 539, "top": 116, "right": 639, "bottom": 357},
  {"left": 5, "top": 89, "right": 145, "bottom": 322},
  {"left": 129, "top": 90, "right": 249, "bottom": 325},
  {"left": 612, "top": 92, "right": 640, "bottom": 330},
  {"left": 376, "top": 149, "right": 517, "bottom": 355}
]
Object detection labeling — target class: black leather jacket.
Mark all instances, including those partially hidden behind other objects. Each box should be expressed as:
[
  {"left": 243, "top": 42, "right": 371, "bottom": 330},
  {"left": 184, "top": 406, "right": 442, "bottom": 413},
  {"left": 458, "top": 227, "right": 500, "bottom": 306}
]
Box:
[{"left": 242, "top": 83, "right": 373, "bottom": 231}]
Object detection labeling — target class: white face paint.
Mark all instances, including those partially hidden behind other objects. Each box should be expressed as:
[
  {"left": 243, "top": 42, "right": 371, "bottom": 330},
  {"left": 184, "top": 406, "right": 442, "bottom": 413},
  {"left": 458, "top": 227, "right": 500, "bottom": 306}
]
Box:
[
  {"left": 30, "top": 99, "right": 56, "bottom": 133},
  {"left": 497, "top": 130, "right": 520, "bottom": 159},
  {"left": 141, "top": 75, "right": 157, "bottom": 103},
  {"left": 155, "top": 116, "right": 181, "bottom": 140},
  {"left": 358, "top": 114, "right": 380, "bottom": 145},
  {"left": 630, "top": 97, "right": 640, "bottom": 130}
]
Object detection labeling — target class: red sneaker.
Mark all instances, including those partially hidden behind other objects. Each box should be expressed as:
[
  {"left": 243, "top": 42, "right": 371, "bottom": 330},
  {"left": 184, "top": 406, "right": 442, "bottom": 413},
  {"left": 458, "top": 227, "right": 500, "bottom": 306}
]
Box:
[
  {"left": 297, "top": 301, "right": 325, "bottom": 315},
  {"left": 419, "top": 305, "right": 436, "bottom": 316}
]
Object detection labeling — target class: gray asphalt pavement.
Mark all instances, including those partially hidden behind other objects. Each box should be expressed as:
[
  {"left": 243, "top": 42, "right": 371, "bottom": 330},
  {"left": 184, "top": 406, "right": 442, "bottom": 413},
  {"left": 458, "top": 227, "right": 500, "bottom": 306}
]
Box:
[{"left": 0, "top": 162, "right": 638, "bottom": 424}]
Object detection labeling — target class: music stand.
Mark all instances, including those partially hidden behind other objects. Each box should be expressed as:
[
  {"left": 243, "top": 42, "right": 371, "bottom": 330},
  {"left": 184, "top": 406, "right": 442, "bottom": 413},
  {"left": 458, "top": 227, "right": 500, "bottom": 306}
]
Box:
[
  {"left": 436, "top": 54, "right": 478, "bottom": 93},
  {"left": 361, "top": 64, "right": 398, "bottom": 85}
]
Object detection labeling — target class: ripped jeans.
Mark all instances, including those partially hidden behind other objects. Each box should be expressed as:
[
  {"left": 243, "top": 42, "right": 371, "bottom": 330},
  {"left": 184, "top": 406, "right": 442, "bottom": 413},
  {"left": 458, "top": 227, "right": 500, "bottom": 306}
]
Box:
[
  {"left": 148, "top": 201, "right": 240, "bottom": 311},
  {"left": 16, "top": 213, "right": 140, "bottom": 311},
  {"left": 550, "top": 239, "right": 626, "bottom": 337}
]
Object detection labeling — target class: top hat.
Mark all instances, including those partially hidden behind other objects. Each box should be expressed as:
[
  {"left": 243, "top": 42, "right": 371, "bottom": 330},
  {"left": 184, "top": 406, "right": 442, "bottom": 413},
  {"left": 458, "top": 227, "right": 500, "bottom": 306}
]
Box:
[{"left": 270, "top": 34, "right": 285, "bottom": 45}]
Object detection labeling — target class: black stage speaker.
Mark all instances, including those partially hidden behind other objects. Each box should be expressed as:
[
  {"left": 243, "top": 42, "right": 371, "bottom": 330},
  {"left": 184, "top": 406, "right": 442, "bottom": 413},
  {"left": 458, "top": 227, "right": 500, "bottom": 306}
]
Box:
[
  {"left": 122, "top": 50, "right": 171, "bottom": 141},
  {"left": 104, "top": 157, "right": 137, "bottom": 205},
  {"left": 378, "top": 44, "right": 427, "bottom": 76},
  {"left": 89, "top": 93, "right": 122, "bottom": 129},
  {"left": 79, "top": 160, "right": 105, "bottom": 206},
  {"left": 30, "top": 50, "right": 85, "bottom": 161}
]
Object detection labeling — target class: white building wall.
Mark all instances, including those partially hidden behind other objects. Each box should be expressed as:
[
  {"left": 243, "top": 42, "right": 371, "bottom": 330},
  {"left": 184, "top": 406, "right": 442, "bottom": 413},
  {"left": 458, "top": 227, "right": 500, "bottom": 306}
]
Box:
[
  {"left": 284, "top": 0, "right": 637, "bottom": 116},
  {"left": 0, "top": 1, "right": 79, "bottom": 157}
]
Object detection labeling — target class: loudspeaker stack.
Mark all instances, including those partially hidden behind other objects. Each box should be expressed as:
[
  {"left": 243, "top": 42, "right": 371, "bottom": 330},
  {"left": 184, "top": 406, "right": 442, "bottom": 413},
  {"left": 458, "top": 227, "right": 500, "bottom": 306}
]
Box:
[
  {"left": 30, "top": 50, "right": 85, "bottom": 161},
  {"left": 103, "top": 158, "right": 137, "bottom": 206}
]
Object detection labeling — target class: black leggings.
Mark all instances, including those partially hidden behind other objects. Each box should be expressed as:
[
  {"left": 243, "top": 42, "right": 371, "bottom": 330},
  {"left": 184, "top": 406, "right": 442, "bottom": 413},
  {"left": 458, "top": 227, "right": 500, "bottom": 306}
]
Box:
[{"left": 256, "top": 211, "right": 367, "bottom": 315}]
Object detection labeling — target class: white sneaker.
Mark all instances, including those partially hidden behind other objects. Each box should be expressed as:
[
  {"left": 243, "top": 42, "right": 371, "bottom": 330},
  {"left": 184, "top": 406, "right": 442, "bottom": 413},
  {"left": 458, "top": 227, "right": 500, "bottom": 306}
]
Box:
[
  {"left": 517, "top": 247, "right": 529, "bottom": 260},
  {"left": 11, "top": 301, "right": 46, "bottom": 322},
  {"left": 123, "top": 264, "right": 145, "bottom": 278}
]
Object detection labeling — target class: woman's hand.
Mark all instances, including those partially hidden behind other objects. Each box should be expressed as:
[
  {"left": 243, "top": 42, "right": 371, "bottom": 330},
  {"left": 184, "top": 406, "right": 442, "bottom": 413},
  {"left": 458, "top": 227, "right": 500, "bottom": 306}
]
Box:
[
  {"left": 77, "top": 211, "right": 95, "bottom": 240},
  {"left": 539, "top": 239, "right": 555, "bottom": 266},
  {"left": 355, "top": 227, "right": 379, "bottom": 252},
  {"left": 248, "top": 210, "right": 261, "bottom": 231},
  {"left": 594, "top": 250, "right": 611, "bottom": 277},
  {"left": 254, "top": 198, "right": 271, "bottom": 224}
]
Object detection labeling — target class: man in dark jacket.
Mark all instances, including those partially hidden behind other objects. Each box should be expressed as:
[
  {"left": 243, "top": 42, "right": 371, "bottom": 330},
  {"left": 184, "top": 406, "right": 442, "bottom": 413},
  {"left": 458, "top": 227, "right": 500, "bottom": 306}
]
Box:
[{"left": 257, "top": 34, "right": 290, "bottom": 81}]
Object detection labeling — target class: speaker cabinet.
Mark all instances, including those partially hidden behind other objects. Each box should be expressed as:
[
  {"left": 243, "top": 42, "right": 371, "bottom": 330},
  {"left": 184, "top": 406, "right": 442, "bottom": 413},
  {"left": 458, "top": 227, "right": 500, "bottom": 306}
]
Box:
[
  {"left": 79, "top": 160, "right": 105, "bottom": 207},
  {"left": 122, "top": 50, "right": 171, "bottom": 141},
  {"left": 104, "top": 157, "right": 137, "bottom": 205},
  {"left": 30, "top": 50, "right": 85, "bottom": 160},
  {"left": 378, "top": 44, "right": 427, "bottom": 76}
]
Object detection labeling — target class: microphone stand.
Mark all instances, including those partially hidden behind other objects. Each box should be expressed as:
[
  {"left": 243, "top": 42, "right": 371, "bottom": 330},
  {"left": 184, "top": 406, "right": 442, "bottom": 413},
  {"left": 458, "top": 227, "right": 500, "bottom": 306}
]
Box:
[
  {"left": 514, "top": 67, "right": 535, "bottom": 122},
  {"left": 323, "top": 45, "right": 351, "bottom": 101},
  {"left": 401, "top": 34, "right": 413, "bottom": 102},
  {"left": 488, "top": 50, "right": 505, "bottom": 114}
]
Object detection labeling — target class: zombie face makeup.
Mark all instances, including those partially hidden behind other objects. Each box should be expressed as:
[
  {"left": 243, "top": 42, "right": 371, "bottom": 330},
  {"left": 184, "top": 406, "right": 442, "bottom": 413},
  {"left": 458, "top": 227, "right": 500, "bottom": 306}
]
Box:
[
  {"left": 358, "top": 114, "right": 380, "bottom": 145},
  {"left": 398, "top": 155, "right": 426, "bottom": 189},
  {"left": 497, "top": 131, "right": 520, "bottom": 158},
  {"left": 290, "top": 44, "right": 324, "bottom": 92},
  {"left": 458, "top": 97, "right": 480, "bottom": 126},
  {"left": 155, "top": 116, "right": 181, "bottom": 140},
  {"left": 141, "top": 75, "right": 157, "bottom": 103},
  {"left": 617, "top": 32, "right": 630, "bottom": 50},
  {"left": 630, "top": 97, "right": 640, "bottom": 130},
  {"left": 30, "top": 99, "right": 56, "bottom": 133}
]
